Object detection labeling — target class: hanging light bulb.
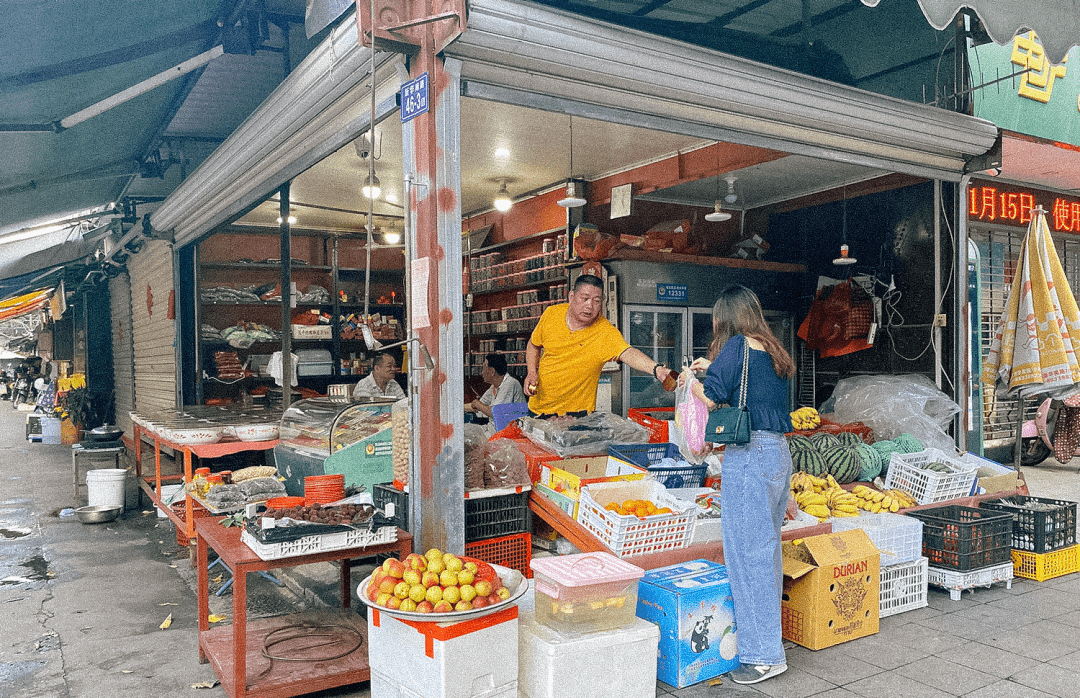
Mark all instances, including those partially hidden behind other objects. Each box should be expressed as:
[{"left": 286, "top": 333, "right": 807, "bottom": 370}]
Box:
[
  {"left": 558, "top": 116, "right": 587, "bottom": 208},
  {"left": 493, "top": 180, "right": 513, "bottom": 212},
  {"left": 362, "top": 173, "right": 381, "bottom": 199},
  {"left": 383, "top": 231, "right": 401, "bottom": 244},
  {"left": 723, "top": 175, "right": 738, "bottom": 204},
  {"left": 833, "top": 192, "right": 857, "bottom": 265},
  {"left": 704, "top": 146, "right": 732, "bottom": 222}
]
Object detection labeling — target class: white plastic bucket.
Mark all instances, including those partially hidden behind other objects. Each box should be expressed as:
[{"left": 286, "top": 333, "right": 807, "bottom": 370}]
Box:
[{"left": 86, "top": 468, "right": 127, "bottom": 510}]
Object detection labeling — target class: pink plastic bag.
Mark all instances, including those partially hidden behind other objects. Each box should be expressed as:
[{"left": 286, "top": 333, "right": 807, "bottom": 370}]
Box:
[{"left": 675, "top": 373, "right": 709, "bottom": 454}]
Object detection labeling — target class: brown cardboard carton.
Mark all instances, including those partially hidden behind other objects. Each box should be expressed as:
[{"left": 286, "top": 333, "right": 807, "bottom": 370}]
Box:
[{"left": 780, "top": 528, "right": 880, "bottom": 650}]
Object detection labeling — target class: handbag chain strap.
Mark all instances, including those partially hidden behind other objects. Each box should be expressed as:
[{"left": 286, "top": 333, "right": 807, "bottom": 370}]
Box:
[{"left": 736, "top": 337, "right": 750, "bottom": 409}]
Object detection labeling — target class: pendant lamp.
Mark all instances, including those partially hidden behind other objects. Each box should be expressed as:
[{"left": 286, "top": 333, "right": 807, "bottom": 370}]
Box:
[
  {"left": 493, "top": 180, "right": 513, "bottom": 212},
  {"left": 704, "top": 145, "right": 733, "bottom": 222},
  {"left": 557, "top": 116, "right": 587, "bottom": 208},
  {"left": 833, "top": 191, "right": 857, "bottom": 265}
]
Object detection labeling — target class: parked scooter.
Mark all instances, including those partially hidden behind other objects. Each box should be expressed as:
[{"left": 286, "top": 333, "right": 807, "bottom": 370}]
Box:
[
  {"left": 1018, "top": 396, "right": 1066, "bottom": 466},
  {"left": 0, "top": 372, "right": 10, "bottom": 401},
  {"left": 11, "top": 375, "right": 31, "bottom": 409}
]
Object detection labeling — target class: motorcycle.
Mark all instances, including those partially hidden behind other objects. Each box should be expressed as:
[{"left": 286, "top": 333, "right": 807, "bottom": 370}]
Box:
[
  {"left": 11, "top": 376, "right": 31, "bottom": 409},
  {"left": 1018, "top": 396, "right": 1070, "bottom": 466}
]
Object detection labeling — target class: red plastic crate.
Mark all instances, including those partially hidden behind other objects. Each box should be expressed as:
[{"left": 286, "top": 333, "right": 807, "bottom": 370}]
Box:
[
  {"left": 465, "top": 532, "right": 532, "bottom": 578},
  {"left": 628, "top": 407, "right": 673, "bottom": 443}
]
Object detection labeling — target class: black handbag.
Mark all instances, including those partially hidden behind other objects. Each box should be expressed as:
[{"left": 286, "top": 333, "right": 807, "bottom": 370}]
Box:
[{"left": 704, "top": 339, "right": 752, "bottom": 445}]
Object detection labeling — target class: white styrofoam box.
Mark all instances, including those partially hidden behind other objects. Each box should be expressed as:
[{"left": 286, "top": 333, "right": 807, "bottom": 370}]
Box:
[
  {"left": 830, "top": 512, "right": 923, "bottom": 566},
  {"left": 690, "top": 517, "right": 723, "bottom": 545},
  {"left": 879, "top": 557, "right": 928, "bottom": 618},
  {"left": 370, "top": 671, "right": 517, "bottom": 698},
  {"left": 367, "top": 606, "right": 519, "bottom": 698},
  {"left": 517, "top": 611, "right": 659, "bottom": 698}
]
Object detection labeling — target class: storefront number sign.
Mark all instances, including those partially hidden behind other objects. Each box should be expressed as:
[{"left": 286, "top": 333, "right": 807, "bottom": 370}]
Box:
[
  {"left": 656, "top": 283, "right": 688, "bottom": 303},
  {"left": 969, "top": 182, "right": 1080, "bottom": 232},
  {"left": 400, "top": 73, "right": 428, "bottom": 123}
]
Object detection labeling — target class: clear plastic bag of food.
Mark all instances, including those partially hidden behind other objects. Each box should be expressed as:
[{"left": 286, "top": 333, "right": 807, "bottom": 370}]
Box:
[
  {"left": 518, "top": 412, "right": 648, "bottom": 457},
  {"left": 464, "top": 423, "right": 488, "bottom": 491},
  {"left": 483, "top": 438, "right": 530, "bottom": 489},
  {"left": 391, "top": 398, "right": 410, "bottom": 485}
]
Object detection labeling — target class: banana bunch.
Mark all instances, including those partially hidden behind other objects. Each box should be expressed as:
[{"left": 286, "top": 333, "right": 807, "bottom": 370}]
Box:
[
  {"left": 791, "top": 472, "right": 858, "bottom": 521},
  {"left": 790, "top": 406, "right": 821, "bottom": 430},
  {"left": 851, "top": 485, "right": 916, "bottom": 513}
]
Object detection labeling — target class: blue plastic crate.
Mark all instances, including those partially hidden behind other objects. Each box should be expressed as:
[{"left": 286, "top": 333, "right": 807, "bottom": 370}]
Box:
[{"left": 608, "top": 443, "right": 706, "bottom": 489}]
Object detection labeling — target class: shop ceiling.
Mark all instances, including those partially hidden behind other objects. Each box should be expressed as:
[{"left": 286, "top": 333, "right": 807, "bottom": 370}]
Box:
[{"left": 2, "top": 0, "right": 1080, "bottom": 253}]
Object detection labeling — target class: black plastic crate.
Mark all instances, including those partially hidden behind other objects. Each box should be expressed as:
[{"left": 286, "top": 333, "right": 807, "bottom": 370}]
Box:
[
  {"left": 373, "top": 483, "right": 530, "bottom": 542},
  {"left": 373, "top": 483, "right": 409, "bottom": 531},
  {"left": 608, "top": 442, "right": 706, "bottom": 489},
  {"left": 905, "top": 505, "right": 1013, "bottom": 571},
  {"left": 980, "top": 495, "right": 1078, "bottom": 553}
]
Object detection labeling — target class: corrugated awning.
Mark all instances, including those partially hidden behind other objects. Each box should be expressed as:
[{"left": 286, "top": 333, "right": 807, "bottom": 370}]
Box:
[
  {"left": 862, "top": 0, "right": 1080, "bottom": 65},
  {"left": 0, "top": 287, "right": 54, "bottom": 323}
]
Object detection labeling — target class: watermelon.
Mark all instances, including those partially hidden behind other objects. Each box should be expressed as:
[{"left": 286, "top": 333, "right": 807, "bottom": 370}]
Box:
[
  {"left": 792, "top": 448, "right": 827, "bottom": 476},
  {"left": 820, "top": 445, "right": 862, "bottom": 484},
  {"left": 836, "top": 431, "right": 862, "bottom": 447},
  {"left": 786, "top": 434, "right": 814, "bottom": 453},
  {"left": 809, "top": 432, "right": 841, "bottom": 451},
  {"left": 854, "top": 443, "right": 882, "bottom": 482}
]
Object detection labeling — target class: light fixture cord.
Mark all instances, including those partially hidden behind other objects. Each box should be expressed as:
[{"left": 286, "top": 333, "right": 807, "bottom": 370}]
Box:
[{"left": 364, "top": 0, "right": 376, "bottom": 322}]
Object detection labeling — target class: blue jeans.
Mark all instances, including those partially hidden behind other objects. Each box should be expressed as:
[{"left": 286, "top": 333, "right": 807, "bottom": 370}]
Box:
[{"left": 720, "top": 430, "right": 792, "bottom": 666}]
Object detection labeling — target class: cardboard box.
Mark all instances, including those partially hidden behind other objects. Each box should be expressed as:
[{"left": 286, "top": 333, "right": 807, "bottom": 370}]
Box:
[
  {"left": 958, "top": 452, "right": 1020, "bottom": 496},
  {"left": 781, "top": 528, "right": 880, "bottom": 650},
  {"left": 636, "top": 559, "right": 739, "bottom": 688},
  {"left": 534, "top": 482, "right": 577, "bottom": 518},
  {"left": 540, "top": 455, "right": 647, "bottom": 499}
]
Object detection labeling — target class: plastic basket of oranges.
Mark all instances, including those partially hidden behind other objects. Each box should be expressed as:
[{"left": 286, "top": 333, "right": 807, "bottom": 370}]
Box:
[{"left": 576, "top": 480, "right": 698, "bottom": 557}]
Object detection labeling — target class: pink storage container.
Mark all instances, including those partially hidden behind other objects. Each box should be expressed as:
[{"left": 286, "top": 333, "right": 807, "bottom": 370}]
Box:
[{"left": 530, "top": 552, "right": 644, "bottom": 635}]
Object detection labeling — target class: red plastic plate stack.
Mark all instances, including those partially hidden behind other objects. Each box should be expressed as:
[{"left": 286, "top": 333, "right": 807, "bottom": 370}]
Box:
[{"left": 304, "top": 474, "right": 345, "bottom": 505}]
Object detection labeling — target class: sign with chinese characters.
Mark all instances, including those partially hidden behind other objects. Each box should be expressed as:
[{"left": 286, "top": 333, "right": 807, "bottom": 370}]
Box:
[
  {"left": 969, "top": 32, "right": 1080, "bottom": 147},
  {"left": 400, "top": 72, "right": 428, "bottom": 123},
  {"left": 969, "top": 181, "right": 1080, "bottom": 232},
  {"left": 656, "top": 283, "right": 688, "bottom": 303}
]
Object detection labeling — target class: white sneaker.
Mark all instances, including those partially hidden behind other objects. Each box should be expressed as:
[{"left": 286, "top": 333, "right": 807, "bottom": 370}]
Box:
[{"left": 729, "top": 663, "right": 788, "bottom": 684}]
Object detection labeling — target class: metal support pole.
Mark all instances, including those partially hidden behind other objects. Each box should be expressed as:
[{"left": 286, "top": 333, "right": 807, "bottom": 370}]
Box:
[{"left": 279, "top": 183, "right": 293, "bottom": 406}]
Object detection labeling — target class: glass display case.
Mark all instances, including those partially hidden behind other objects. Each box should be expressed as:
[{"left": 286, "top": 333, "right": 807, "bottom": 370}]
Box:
[{"left": 275, "top": 396, "right": 398, "bottom": 497}]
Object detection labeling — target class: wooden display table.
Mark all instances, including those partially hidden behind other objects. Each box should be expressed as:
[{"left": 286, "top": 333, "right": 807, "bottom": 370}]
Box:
[
  {"left": 133, "top": 421, "right": 280, "bottom": 544},
  {"left": 195, "top": 519, "right": 412, "bottom": 698}
]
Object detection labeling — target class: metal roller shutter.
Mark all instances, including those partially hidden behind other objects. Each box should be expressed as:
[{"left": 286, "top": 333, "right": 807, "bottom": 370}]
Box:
[
  {"left": 109, "top": 271, "right": 135, "bottom": 436},
  {"left": 127, "top": 241, "right": 177, "bottom": 414}
]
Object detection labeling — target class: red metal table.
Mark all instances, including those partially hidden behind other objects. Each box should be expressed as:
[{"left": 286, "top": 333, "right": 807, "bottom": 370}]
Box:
[
  {"left": 195, "top": 519, "right": 412, "bottom": 698},
  {"left": 133, "top": 421, "right": 279, "bottom": 544}
]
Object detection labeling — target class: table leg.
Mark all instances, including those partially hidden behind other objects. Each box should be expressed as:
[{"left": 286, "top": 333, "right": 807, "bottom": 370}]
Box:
[
  {"left": 196, "top": 530, "right": 210, "bottom": 664},
  {"left": 184, "top": 449, "right": 195, "bottom": 544},
  {"left": 72, "top": 451, "right": 78, "bottom": 499},
  {"left": 134, "top": 425, "right": 142, "bottom": 480},
  {"left": 233, "top": 562, "right": 248, "bottom": 698},
  {"left": 340, "top": 561, "right": 351, "bottom": 609}
]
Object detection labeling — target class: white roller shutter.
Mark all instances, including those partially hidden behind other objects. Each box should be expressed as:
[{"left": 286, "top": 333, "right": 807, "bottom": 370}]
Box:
[
  {"left": 109, "top": 270, "right": 135, "bottom": 436},
  {"left": 127, "top": 241, "right": 177, "bottom": 414}
]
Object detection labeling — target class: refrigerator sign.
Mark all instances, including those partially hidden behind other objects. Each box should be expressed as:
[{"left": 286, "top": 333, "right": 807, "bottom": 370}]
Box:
[{"left": 657, "top": 283, "right": 688, "bottom": 303}]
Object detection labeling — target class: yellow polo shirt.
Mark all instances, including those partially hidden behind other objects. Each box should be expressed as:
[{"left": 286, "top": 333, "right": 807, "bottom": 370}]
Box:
[{"left": 528, "top": 304, "right": 630, "bottom": 415}]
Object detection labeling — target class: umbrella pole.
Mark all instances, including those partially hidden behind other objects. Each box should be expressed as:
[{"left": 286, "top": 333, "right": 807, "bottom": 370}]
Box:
[{"left": 1014, "top": 394, "right": 1025, "bottom": 476}]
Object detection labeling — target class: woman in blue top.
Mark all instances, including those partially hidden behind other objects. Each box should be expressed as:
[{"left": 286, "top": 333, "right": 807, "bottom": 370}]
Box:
[{"left": 689, "top": 285, "right": 795, "bottom": 686}]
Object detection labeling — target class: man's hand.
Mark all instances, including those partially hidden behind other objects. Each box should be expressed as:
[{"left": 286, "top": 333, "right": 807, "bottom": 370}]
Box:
[
  {"left": 523, "top": 370, "right": 539, "bottom": 397},
  {"left": 689, "top": 358, "right": 711, "bottom": 372}
]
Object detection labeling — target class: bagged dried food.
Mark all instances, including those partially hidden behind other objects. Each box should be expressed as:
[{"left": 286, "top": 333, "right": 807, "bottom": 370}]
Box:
[
  {"left": 484, "top": 438, "right": 530, "bottom": 488},
  {"left": 518, "top": 411, "right": 648, "bottom": 457},
  {"left": 237, "top": 476, "right": 286, "bottom": 497},
  {"left": 205, "top": 484, "right": 248, "bottom": 506},
  {"left": 464, "top": 423, "right": 488, "bottom": 491},
  {"left": 231, "top": 466, "right": 278, "bottom": 482}
]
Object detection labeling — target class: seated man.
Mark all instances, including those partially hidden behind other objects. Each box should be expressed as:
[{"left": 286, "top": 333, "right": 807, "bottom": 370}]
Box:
[
  {"left": 353, "top": 352, "right": 406, "bottom": 400},
  {"left": 466, "top": 353, "right": 526, "bottom": 419}
]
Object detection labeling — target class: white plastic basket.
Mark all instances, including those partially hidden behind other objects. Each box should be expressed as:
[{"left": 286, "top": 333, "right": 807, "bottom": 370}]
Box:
[
  {"left": 240, "top": 525, "right": 396, "bottom": 560},
  {"left": 884, "top": 448, "right": 978, "bottom": 505},
  {"left": 576, "top": 480, "right": 697, "bottom": 558},
  {"left": 926, "top": 561, "right": 1013, "bottom": 601},
  {"left": 879, "top": 557, "right": 928, "bottom": 618},
  {"left": 830, "top": 512, "right": 923, "bottom": 566}
]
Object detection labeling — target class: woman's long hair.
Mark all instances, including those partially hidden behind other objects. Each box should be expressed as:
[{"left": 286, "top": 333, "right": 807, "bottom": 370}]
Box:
[{"left": 706, "top": 285, "right": 796, "bottom": 379}]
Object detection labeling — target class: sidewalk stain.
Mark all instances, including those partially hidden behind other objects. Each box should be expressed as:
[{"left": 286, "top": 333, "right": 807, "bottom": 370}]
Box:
[
  {"left": 1, "top": 554, "right": 51, "bottom": 586},
  {"left": 0, "top": 660, "right": 45, "bottom": 682},
  {"left": 0, "top": 526, "right": 31, "bottom": 539}
]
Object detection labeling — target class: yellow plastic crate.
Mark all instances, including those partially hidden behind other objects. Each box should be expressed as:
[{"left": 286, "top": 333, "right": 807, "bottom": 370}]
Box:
[{"left": 1011, "top": 544, "right": 1080, "bottom": 581}]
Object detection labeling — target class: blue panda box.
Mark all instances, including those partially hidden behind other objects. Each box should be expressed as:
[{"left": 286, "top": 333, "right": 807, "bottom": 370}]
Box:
[{"left": 635, "top": 559, "right": 739, "bottom": 688}]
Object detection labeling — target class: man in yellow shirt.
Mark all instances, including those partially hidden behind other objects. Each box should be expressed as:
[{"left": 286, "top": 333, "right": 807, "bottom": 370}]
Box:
[{"left": 524, "top": 274, "right": 670, "bottom": 416}]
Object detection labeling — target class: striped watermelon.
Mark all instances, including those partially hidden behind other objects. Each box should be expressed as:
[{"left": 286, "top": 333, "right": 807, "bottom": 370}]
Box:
[
  {"left": 792, "top": 448, "right": 827, "bottom": 476},
  {"left": 820, "top": 445, "right": 862, "bottom": 484},
  {"left": 787, "top": 434, "right": 814, "bottom": 453},
  {"left": 836, "top": 431, "right": 862, "bottom": 447},
  {"left": 809, "top": 432, "right": 841, "bottom": 451}
]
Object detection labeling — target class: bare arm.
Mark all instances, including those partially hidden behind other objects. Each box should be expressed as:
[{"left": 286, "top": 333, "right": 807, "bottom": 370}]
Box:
[
  {"left": 524, "top": 341, "right": 541, "bottom": 397},
  {"left": 617, "top": 346, "right": 668, "bottom": 381},
  {"left": 471, "top": 399, "right": 493, "bottom": 418}
]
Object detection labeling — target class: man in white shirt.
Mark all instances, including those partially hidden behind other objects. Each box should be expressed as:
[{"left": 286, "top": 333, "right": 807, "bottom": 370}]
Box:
[
  {"left": 466, "top": 354, "right": 525, "bottom": 419},
  {"left": 353, "top": 352, "right": 406, "bottom": 399}
]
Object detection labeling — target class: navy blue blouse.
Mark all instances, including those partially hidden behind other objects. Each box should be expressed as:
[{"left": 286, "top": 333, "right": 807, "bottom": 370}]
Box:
[{"left": 702, "top": 334, "right": 793, "bottom": 434}]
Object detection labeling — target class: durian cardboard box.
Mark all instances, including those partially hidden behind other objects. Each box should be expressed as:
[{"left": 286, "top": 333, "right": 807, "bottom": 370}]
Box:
[{"left": 780, "top": 528, "right": 880, "bottom": 650}]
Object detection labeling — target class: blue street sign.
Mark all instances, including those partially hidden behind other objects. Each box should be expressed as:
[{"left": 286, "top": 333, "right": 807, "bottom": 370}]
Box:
[
  {"left": 401, "top": 73, "right": 429, "bottom": 123},
  {"left": 657, "top": 283, "right": 688, "bottom": 303}
]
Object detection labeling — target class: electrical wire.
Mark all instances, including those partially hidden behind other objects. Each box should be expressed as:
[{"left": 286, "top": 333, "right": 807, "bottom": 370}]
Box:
[{"left": 256, "top": 621, "right": 364, "bottom": 679}]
